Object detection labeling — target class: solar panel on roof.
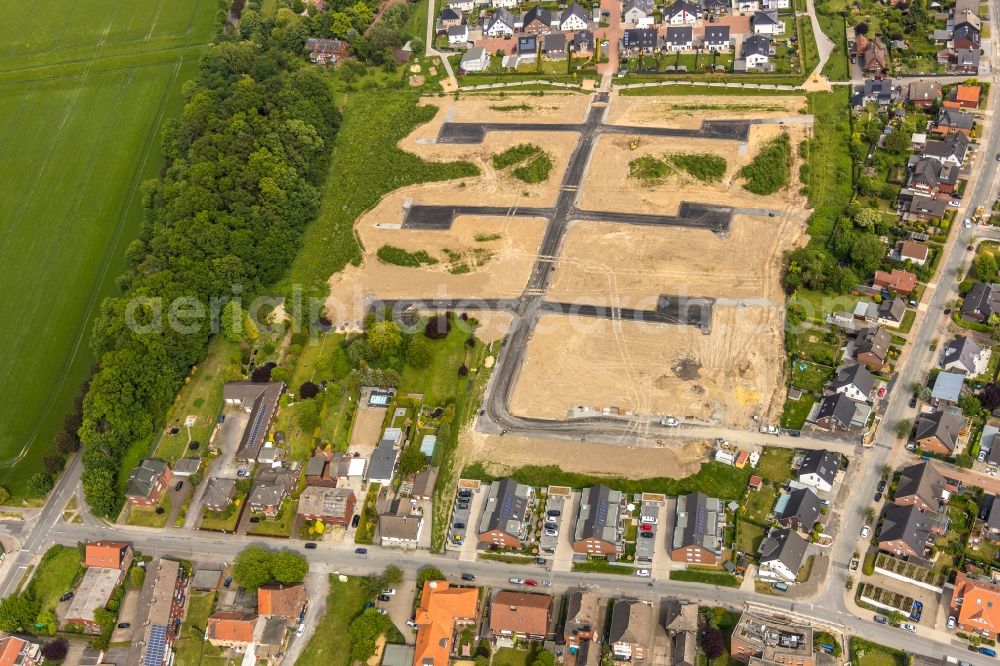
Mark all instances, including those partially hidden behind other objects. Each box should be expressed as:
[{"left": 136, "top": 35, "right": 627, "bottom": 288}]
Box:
[
  {"left": 696, "top": 505, "right": 708, "bottom": 533},
  {"left": 144, "top": 625, "right": 168, "bottom": 666},
  {"left": 596, "top": 498, "right": 608, "bottom": 525}
]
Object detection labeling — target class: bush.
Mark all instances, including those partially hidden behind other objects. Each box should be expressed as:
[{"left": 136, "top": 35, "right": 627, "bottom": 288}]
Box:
[
  {"left": 511, "top": 153, "right": 553, "bottom": 183},
  {"left": 458, "top": 364, "right": 469, "bottom": 377},
  {"left": 27, "top": 472, "right": 53, "bottom": 498},
  {"left": 492, "top": 144, "right": 542, "bottom": 169},
  {"left": 629, "top": 155, "right": 671, "bottom": 183},
  {"left": 425, "top": 315, "right": 451, "bottom": 339},
  {"left": 53, "top": 430, "right": 79, "bottom": 454},
  {"left": 406, "top": 336, "right": 432, "bottom": 368},
  {"left": 670, "top": 152, "right": 727, "bottom": 183},
  {"left": 41, "top": 639, "right": 68, "bottom": 661},
  {"left": 43, "top": 456, "right": 65, "bottom": 475},
  {"left": 740, "top": 133, "right": 792, "bottom": 195},
  {"left": 376, "top": 245, "right": 438, "bottom": 267},
  {"left": 299, "top": 381, "right": 320, "bottom": 399}
]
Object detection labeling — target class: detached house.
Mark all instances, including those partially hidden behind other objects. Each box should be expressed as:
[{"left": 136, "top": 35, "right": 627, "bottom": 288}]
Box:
[
  {"left": 478, "top": 478, "right": 534, "bottom": 548},
  {"left": 951, "top": 573, "right": 1000, "bottom": 638},
  {"left": 814, "top": 393, "right": 861, "bottom": 432},
  {"left": 856, "top": 326, "right": 891, "bottom": 370},
  {"left": 907, "top": 157, "right": 959, "bottom": 195},
  {"left": 704, "top": 25, "right": 731, "bottom": 50},
  {"left": 664, "top": 0, "right": 700, "bottom": 24},
  {"left": 757, "top": 527, "right": 808, "bottom": 583},
  {"left": 750, "top": 10, "right": 784, "bottom": 34},
  {"left": 664, "top": 601, "right": 699, "bottom": 666},
  {"left": 873, "top": 268, "right": 917, "bottom": 296},
  {"left": 223, "top": 381, "right": 284, "bottom": 463},
  {"left": 897, "top": 241, "right": 930, "bottom": 265},
  {"left": 573, "top": 485, "right": 624, "bottom": 556},
  {"left": 413, "top": 581, "right": 479, "bottom": 666},
  {"left": 922, "top": 132, "right": 970, "bottom": 166},
  {"left": 438, "top": 7, "right": 463, "bottom": 29},
  {"left": 125, "top": 459, "right": 172, "bottom": 507},
  {"left": 878, "top": 503, "right": 943, "bottom": 557},
  {"left": 248, "top": 468, "right": 296, "bottom": 517},
  {"left": 776, "top": 487, "right": 821, "bottom": 532},
  {"left": 564, "top": 589, "right": 600, "bottom": 655},
  {"left": 741, "top": 35, "right": 772, "bottom": 69},
  {"left": 623, "top": 0, "right": 651, "bottom": 23},
  {"left": 671, "top": 492, "right": 725, "bottom": 564},
  {"left": 962, "top": 282, "right": 1000, "bottom": 322},
  {"left": 878, "top": 297, "right": 907, "bottom": 326},
  {"left": 447, "top": 24, "right": 469, "bottom": 44},
  {"left": 908, "top": 80, "right": 942, "bottom": 107},
  {"left": 609, "top": 599, "right": 653, "bottom": 662},
  {"left": 915, "top": 410, "right": 964, "bottom": 455},
  {"left": 297, "top": 487, "right": 355, "bottom": 526},
  {"left": 560, "top": 2, "right": 590, "bottom": 30},
  {"left": 954, "top": 47, "right": 981, "bottom": 73},
  {"left": 895, "top": 461, "right": 948, "bottom": 512},
  {"left": 665, "top": 26, "right": 694, "bottom": 50},
  {"left": 485, "top": 9, "right": 515, "bottom": 37},
  {"left": 797, "top": 449, "right": 841, "bottom": 493},
  {"left": 942, "top": 335, "right": 991, "bottom": 375},
  {"left": 829, "top": 364, "right": 875, "bottom": 403},
  {"left": 952, "top": 21, "right": 981, "bottom": 49},
  {"left": 860, "top": 37, "right": 888, "bottom": 76},
  {"left": 522, "top": 5, "right": 555, "bottom": 34},
  {"left": 944, "top": 84, "right": 981, "bottom": 109},
  {"left": 490, "top": 592, "right": 552, "bottom": 641},
  {"left": 937, "top": 107, "right": 975, "bottom": 136}
]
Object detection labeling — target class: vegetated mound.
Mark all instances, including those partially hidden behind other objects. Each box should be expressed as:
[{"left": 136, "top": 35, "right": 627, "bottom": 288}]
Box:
[
  {"left": 492, "top": 143, "right": 554, "bottom": 184},
  {"left": 628, "top": 152, "right": 727, "bottom": 184},
  {"left": 376, "top": 245, "right": 438, "bottom": 267},
  {"left": 739, "top": 132, "right": 792, "bottom": 195}
]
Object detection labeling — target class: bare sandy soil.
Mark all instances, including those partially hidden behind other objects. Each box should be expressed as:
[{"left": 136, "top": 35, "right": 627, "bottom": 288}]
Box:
[
  {"left": 576, "top": 127, "right": 808, "bottom": 215},
  {"left": 417, "top": 94, "right": 593, "bottom": 126},
  {"left": 509, "top": 310, "right": 788, "bottom": 427},
  {"left": 349, "top": 406, "right": 387, "bottom": 453},
  {"left": 325, "top": 203, "right": 545, "bottom": 322},
  {"left": 605, "top": 94, "right": 807, "bottom": 129},
  {"left": 547, "top": 212, "right": 805, "bottom": 306},
  {"left": 459, "top": 427, "right": 712, "bottom": 479}
]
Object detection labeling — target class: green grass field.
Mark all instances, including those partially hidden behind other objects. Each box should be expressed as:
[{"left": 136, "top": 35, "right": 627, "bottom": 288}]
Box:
[
  {"left": 0, "top": 0, "right": 216, "bottom": 498},
  {"left": 27, "top": 545, "right": 83, "bottom": 612},
  {"left": 297, "top": 577, "right": 368, "bottom": 665}
]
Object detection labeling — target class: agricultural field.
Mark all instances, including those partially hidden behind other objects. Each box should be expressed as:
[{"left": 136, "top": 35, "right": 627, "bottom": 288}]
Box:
[{"left": 0, "top": 0, "right": 216, "bottom": 498}]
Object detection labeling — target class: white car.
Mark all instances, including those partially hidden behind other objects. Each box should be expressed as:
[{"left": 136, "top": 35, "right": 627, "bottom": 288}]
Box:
[
  {"left": 636, "top": 568, "right": 651, "bottom": 577},
  {"left": 900, "top": 623, "right": 917, "bottom": 633},
  {"left": 965, "top": 218, "right": 973, "bottom": 228},
  {"left": 296, "top": 624, "right": 305, "bottom": 637},
  {"left": 544, "top": 528, "right": 558, "bottom": 537},
  {"left": 860, "top": 525, "right": 870, "bottom": 538},
  {"left": 948, "top": 200, "right": 961, "bottom": 207},
  {"left": 382, "top": 588, "right": 396, "bottom": 596},
  {"left": 406, "top": 619, "right": 418, "bottom": 629},
  {"left": 663, "top": 417, "right": 679, "bottom": 427},
  {"left": 948, "top": 616, "right": 957, "bottom": 629},
  {"left": 509, "top": 577, "right": 525, "bottom": 585}
]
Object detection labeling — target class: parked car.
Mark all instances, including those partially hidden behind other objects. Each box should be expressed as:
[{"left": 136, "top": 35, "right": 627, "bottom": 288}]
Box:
[
  {"left": 304, "top": 542, "right": 317, "bottom": 549},
  {"left": 640, "top": 532, "right": 654, "bottom": 539},
  {"left": 508, "top": 578, "right": 525, "bottom": 585},
  {"left": 873, "top": 491, "right": 883, "bottom": 502},
  {"left": 237, "top": 469, "right": 250, "bottom": 478},
  {"left": 117, "top": 622, "right": 131, "bottom": 629},
  {"left": 461, "top": 573, "right": 476, "bottom": 581},
  {"left": 59, "top": 592, "right": 74, "bottom": 602},
  {"left": 175, "top": 481, "right": 184, "bottom": 491},
  {"left": 296, "top": 624, "right": 305, "bottom": 637},
  {"left": 874, "top": 614, "right": 888, "bottom": 624},
  {"left": 636, "top": 569, "right": 651, "bottom": 577},
  {"left": 249, "top": 517, "right": 261, "bottom": 523},
  {"left": 771, "top": 582, "right": 788, "bottom": 592},
  {"left": 860, "top": 525, "right": 870, "bottom": 538},
  {"left": 640, "top": 515, "right": 657, "bottom": 525},
  {"left": 640, "top": 524, "right": 653, "bottom": 531},
  {"left": 948, "top": 616, "right": 957, "bottom": 629},
  {"left": 378, "top": 594, "right": 391, "bottom": 602},
  {"left": 524, "top": 579, "right": 538, "bottom": 587},
  {"left": 534, "top": 557, "right": 546, "bottom": 565},
  {"left": 223, "top": 576, "right": 233, "bottom": 588},
  {"left": 909, "top": 396, "right": 918, "bottom": 408},
  {"left": 849, "top": 558, "right": 859, "bottom": 571},
  {"left": 877, "top": 480, "right": 886, "bottom": 493},
  {"left": 978, "top": 451, "right": 988, "bottom": 462},
  {"left": 355, "top": 547, "right": 368, "bottom": 555},
  {"left": 457, "top": 490, "right": 472, "bottom": 499},
  {"left": 663, "top": 417, "right": 679, "bottom": 427},
  {"left": 910, "top": 601, "right": 923, "bottom": 622},
  {"left": 544, "top": 522, "right": 558, "bottom": 530},
  {"left": 382, "top": 588, "right": 396, "bottom": 596},
  {"left": 406, "top": 619, "right": 418, "bottom": 629},
  {"left": 978, "top": 647, "right": 996, "bottom": 657},
  {"left": 900, "top": 623, "right": 917, "bottom": 633},
  {"left": 351, "top": 514, "right": 361, "bottom": 528},
  {"left": 546, "top": 509, "right": 561, "bottom": 518},
  {"left": 376, "top": 608, "right": 388, "bottom": 615},
  {"left": 949, "top": 200, "right": 961, "bottom": 208},
  {"left": 453, "top": 522, "right": 465, "bottom": 530},
  {"left": 544, "top": 528, "right": 558, "bottom": 537}
]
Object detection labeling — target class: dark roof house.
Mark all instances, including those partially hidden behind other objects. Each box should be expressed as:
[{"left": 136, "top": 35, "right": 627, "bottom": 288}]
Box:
[{"left": 777, "top": 487, "right": 822, "bottom": 532}]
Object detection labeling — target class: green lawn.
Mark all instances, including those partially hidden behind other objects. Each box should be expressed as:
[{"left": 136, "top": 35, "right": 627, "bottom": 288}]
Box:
[
  {"left": 199, "top": 491, "right": 246, "bottom": 532},
  {"left": 790, "top": 360, "right": 835, "bottom": 392},
  {"left": 756, "top": 448, "right": 794, "bottom": 484},
  {"left": 572, "top": 560, "right": 634, "bottom": 575},
  {"left": 247, "top": 500, "right": 298, "bottom": 538},
  {"left": 670, "top": 569, "right": 740, "bottom": 587},
  {"left": 297, "top": 577, "right": 369, "bottom": 665},
  {"left": 462, "top": 460, "right": 751, "bottom": 501},
  {"left": 280, "top": 91, "right": 479, "bottom": 300},
  {"left": 780, "top": 394, "right": 817, "bottom": 429},
  {"left": 401, "top": 324, "right": 486, "bottom": 405},
  {"left": 153, "top": 337, "right": 240, "bottom": 463},
  {"left": 850, "top": 638, "right": 907, "bottom": 666},
  {"left": 0, "top": 0, "right": 216, "bottom": 500},
  {"left": 173, "top": 591, "right": 227, "bottom": 666},
  {"left": 789, "top": 289, "right": 864, "bottom": 323},
  {"left": 742, "top": 486, "right": 778, "bottom": 524},
  {"left": 124, "top": 494, "right": 172, "bottom": 528},
  {"left": 493, "top": 648, "right": 532, "bottom": 666},
  {"left": 27, "top": 545, "right": 83, "bottom": 612},
  {"left": 897, "top": 309, "right": 916, "bottom": 334},
  {"left": 803, "top": 89, "right": 853, "bottom": 246},
  {"left": 788, "top": 327, "right": 842, "bottom": 365},
  {"left": 621, "top": 85, "right": 800, "bottom": 97},
  {"left": 736, "top": 520, "right": 767, "bottom": 555}
]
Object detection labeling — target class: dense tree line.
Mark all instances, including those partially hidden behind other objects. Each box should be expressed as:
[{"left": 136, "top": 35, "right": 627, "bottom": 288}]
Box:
[{"left": 79, "top": 12, "right": 341, "bottom": 516}]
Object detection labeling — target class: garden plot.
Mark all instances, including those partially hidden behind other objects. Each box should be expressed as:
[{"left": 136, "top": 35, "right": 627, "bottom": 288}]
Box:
[
  {"left": 509, "top": 307, "right": 788, "bottom": 426},
  {"left": 547, "top": 212, "right": 805, "bottom": 306},
  {"left": 576, "top": 127, "right": 809, "bottom": 215},
  {"left": 416, "top": 93, "right": 593, "bottom": 125},
  {"left": 604, "top": 94, "right": 807, "bottom": 129},
  {"left": 325, "top": 202, "right": 547, "bottom": 322}
]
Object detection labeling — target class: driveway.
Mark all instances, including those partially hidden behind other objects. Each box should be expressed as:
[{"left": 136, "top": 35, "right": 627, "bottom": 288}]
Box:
[
  {"left": 166, "top": 480, "right": 193, "bottom": 529},
  {"left": 282, "top": 572, "right": 330, "bottom": 665},
  {"left": 110, "top": 588, "right": 139, "bottom": 643},
  {"left": 457, "top": 484, "right": 488, "bottom": 562},
  {"left": 185, "top": 410, "right": 248, "bottom": 528},
  {"left": 383, "top": 578, "right": 418, "bottom": 638},
  {"left": 650, "top": 499, "right": 674, "bottom": 580},
  {"left": 551, "top": 491, "right": 580, "bottom": 572}
]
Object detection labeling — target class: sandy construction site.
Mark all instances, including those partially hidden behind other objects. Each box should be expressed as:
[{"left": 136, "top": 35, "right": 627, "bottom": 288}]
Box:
[
  {"left": 326, "top": 90, "right": 810, "bottom": 465},
  {"left": 604, "top": 94, "right": 807, "bottom": 128},
  {"left": 509, "top": 308, "right": 788, "bottom": 425}
]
